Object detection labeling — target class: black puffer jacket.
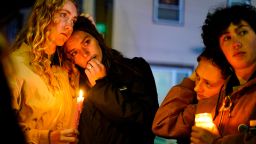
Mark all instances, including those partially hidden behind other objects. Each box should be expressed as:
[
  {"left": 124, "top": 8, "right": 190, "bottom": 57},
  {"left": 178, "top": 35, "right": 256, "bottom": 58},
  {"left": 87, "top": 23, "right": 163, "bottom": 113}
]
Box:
[{"left": 78, "top": 56, "right": 159, "bottom": 144}]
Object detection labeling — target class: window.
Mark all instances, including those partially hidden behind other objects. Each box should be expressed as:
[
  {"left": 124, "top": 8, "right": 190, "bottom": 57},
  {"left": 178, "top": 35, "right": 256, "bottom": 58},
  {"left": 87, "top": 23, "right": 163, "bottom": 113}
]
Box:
[
  {"left": 153, "top": 0, "right": 184, "bottom": 26},
  {"left": 227, "top": 0, "right": 251, "bottom": 6},
  {"left": 150, "top": 63, "right": 194, "bottom": 104}
]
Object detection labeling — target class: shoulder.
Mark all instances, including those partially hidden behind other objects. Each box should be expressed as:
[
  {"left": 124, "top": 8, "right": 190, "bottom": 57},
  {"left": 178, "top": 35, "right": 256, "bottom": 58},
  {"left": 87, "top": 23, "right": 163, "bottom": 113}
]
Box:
[
  {"left": 130, "top": 57, "right": 147, "bottom": 63},
  {"left": 9, "top": 43, "right": 32, "bottom": 65},
  {"left": 124, "top": 57, "right": 153, "bottom": 77},
  {"left": 124, "top": 57, "right": 150, "bottom": 67}
]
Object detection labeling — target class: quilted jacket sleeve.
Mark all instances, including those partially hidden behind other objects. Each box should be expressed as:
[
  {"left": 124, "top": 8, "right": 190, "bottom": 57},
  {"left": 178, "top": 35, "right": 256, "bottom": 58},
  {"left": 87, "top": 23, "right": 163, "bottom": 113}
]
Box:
[{"left": 152, "top": 78, "right": 197, "bottom": 138}]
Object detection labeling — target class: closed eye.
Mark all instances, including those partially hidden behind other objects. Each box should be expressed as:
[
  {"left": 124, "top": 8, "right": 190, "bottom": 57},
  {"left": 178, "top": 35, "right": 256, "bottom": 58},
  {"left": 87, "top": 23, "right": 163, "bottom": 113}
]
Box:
[
  {"left": 69, "top": 50, "right": 78, "bottom": 57},
  {"left": 205, "top": 81, "right": 211, "bottom": 88},
  {"left": 82, "top": 38, "right": 90, "bottom": 47}
]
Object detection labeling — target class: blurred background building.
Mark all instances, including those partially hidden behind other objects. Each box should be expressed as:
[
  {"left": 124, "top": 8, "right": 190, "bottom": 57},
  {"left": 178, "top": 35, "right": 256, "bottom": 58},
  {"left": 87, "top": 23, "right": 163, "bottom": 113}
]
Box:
[
  {"left": 5, "top": 0, "right": 254, "bottom": 108},
  {"left": 4, "top": 0, "right": 254, "bottom": 143}
]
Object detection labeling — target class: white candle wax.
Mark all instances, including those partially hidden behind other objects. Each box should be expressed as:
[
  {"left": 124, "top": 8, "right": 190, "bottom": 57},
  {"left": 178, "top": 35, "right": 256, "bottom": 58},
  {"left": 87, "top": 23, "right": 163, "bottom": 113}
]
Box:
[{"left": 74, "top": 89, "right": 84, "bottom": 128}]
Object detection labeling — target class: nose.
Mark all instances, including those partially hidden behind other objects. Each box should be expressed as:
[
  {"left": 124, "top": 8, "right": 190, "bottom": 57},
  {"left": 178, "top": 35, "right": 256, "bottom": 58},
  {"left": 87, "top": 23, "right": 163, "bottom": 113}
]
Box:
[
  {"left": 194, "top": 80, "right": 203, "bottom": 93},
  {"left": 232, "top": 40, "right": 242, "bottom": 50},
  {"left": 80, "top": 47, "right": 90, "bottom": 58}
]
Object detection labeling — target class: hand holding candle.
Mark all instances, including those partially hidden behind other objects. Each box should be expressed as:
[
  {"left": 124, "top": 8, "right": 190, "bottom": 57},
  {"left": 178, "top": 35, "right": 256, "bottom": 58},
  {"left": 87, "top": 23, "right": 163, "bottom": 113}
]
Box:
[
  {"left": 192, "top": 113, "right": 220, "bottom": 144},
  {"left": 74, "top": 89, "right": 84, "bottom": 128}
]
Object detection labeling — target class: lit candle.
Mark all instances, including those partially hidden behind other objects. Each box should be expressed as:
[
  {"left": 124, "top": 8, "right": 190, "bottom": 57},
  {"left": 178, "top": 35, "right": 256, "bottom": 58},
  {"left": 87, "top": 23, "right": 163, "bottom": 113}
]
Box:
[
  {"left": 195, "top": 113, "right": 214, "bottom": 131},
  {"left": 74, "top": 89, "right": 84, "bottom": 128},
  {"left": 250, "top": 120, "right": 256, "bottom": 127}
]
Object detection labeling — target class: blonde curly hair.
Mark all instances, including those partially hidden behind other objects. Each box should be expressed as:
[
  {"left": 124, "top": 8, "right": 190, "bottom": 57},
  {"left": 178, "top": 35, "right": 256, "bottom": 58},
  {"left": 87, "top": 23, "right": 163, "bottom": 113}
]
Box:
[{"left": 11, "top": 0, "right": 79, "bottom": 90}]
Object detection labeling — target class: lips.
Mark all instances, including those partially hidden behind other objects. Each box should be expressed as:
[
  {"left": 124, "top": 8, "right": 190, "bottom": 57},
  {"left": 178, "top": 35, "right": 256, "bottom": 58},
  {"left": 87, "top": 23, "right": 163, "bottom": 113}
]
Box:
[
  {"left": 197, "top": 94, "right": 205, "bottom": 100},
  {"left": 61, "top": 33, "right": 68, "bottom": 38},
  {"left": 233, "top": 51, "right": 245, "bottom": 57}
]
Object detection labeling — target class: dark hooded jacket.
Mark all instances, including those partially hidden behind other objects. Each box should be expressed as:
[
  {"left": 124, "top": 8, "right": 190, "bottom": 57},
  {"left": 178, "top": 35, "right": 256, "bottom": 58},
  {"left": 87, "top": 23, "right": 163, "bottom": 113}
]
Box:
[{"left": 78, "top": 53, "right": 159, "bottom": 144}]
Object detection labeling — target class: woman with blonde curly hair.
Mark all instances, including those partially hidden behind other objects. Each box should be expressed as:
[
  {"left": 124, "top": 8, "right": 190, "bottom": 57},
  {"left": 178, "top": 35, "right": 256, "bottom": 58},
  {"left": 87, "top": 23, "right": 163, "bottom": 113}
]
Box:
[{"left": 7, "top": 0, "right": 80, "bottom": 143}]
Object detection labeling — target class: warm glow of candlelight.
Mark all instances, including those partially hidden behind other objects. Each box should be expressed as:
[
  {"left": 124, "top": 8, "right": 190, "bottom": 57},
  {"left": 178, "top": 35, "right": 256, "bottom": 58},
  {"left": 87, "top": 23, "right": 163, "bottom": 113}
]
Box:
[
  {"left": 195, "top": 113, "right": 214, "bottom": 130},
  {"left": 250, "top": 120, "right": 256, "bottom": 127},
  {"left": 77, "top": 89, "right": 84, "bottom": 103},
  {"left": 73, "top": 89, "right": 85, "bottom": 129}
]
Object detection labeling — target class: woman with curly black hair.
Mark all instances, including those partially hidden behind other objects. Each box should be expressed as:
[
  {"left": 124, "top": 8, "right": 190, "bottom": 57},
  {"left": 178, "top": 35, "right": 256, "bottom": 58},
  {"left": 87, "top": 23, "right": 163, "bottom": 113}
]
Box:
[{"left": 191, "top": 4, "right": 256, "bottom": 144}]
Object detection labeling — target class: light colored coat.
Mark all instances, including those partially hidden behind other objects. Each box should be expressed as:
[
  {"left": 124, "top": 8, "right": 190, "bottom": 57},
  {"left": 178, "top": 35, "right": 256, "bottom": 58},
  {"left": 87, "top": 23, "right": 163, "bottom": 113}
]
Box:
[{"left": 7, "top": 43, "right": 78, "bottom": 144}]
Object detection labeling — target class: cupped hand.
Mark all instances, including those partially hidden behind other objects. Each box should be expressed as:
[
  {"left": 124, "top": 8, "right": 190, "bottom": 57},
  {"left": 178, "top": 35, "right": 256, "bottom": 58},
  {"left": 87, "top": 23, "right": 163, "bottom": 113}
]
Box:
[
  {"left": 190, "top": 125, "right": 220, "bottom": 144},
  {"left": 49, "top": 128, "right": 79, "bottom": 144},
  {"left": 85, "top": 58, "right": 106, "bottom": 87}
]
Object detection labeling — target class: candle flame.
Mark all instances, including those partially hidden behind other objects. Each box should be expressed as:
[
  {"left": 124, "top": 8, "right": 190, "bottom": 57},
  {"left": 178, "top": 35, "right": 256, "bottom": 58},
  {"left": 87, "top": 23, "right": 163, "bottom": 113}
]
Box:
[
  {"left": 195, "top": 113, "right": 214, "bottom": 130},
  {"left": 77, "top": 89, "right": 84, "bottom": 102}
]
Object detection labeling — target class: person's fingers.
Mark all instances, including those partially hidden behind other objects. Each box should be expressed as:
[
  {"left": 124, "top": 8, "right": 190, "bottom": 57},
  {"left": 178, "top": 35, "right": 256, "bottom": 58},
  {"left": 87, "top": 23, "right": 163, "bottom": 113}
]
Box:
[
  {"left": 61, "top": 129, "right": 79, "bottom": 138},
  {"left": 87, "top": 16, "right": 96, "bottom": 26},
  {"left": 87, "top": 64, "right": 93, "bottom": 70},
  {"left": 87, "top": 60, "right": 102, "bottom": 75},
  {"left": 89, "top": 59, "right": 106, "bottom": 73},
  {"left": 59, "top": 129, "right": 79, "bottom": 142},
  {"left": 191, "top": 126, "right": 218, "bottom": 144},
  {"left": 87, "top": 60, "right": 97, "bottom": 69},
  {"left": 60, "top": 136, "right": 75, "bottom": 142},
  {"left": 88, "top": 60, "right": 102, "bottom": 74},
  {"left": 190, "top": 136, "right": 200, "bottom": 144},
  {"left": 93, "top": 59, "right": 105, "bottom": 70},
  {"left": 85, "top": 69, "right": 96, "bottom": 86},
  {"left": 60, "top": 136, "right": 77, "bottom": 142},
  {"left": 61, "top": 128, "right": 76, "bottom": 135},
  {"left": 85, "top": 58, "right": 106, "bottom": 87},
  {"left": 80, "top": 13, "right": 87, "bottom": 17},
  {"left": 80, "top": 13, "right": 96, "bottom": 26}
]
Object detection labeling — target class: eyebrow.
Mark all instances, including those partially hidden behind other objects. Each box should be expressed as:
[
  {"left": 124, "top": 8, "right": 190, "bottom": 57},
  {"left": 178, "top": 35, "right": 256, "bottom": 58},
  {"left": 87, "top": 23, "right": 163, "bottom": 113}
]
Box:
[
  {"left": 58, "top": 9, "right": 69, "bottom": 14},
  {"left": 221, "top": 23, "right": 249, "bottom": 35},
  {"left": 235, "top": 24, "right": 249, "bottom": 32},
  {"left": 58, "top": 8, "right": 77, "bottom": 18},
  {"left": 208, "top": 79, "right": 224, "bottom": 87}
]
